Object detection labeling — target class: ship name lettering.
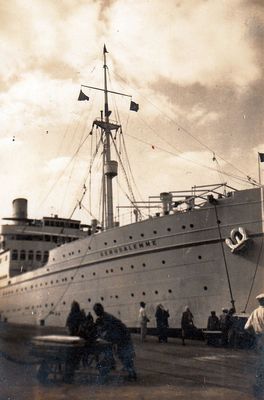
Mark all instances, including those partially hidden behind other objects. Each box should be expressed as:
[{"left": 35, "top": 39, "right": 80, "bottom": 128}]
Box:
[{"left": 100, "top": 239, "right": 157, "bottom": 257}]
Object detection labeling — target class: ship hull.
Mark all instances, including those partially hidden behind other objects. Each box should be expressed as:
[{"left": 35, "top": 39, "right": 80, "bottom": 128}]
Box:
[{"left": 1, "top": 186, "right": 264, "bottom": 329}]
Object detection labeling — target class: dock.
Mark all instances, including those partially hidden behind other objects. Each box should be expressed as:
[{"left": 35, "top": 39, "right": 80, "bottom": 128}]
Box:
[{"left": 0, "top": 323, "right": 258, "bottom": 399}]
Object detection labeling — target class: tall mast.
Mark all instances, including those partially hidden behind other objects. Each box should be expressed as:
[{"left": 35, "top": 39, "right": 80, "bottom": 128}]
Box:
[{"left": 102, "top": 45, "right": 118, "bottom": 229}]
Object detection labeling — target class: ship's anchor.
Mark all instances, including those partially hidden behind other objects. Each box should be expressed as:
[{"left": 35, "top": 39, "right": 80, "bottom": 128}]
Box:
[{"left": 225, "top": 227, "right": 249, "bottom": 253}]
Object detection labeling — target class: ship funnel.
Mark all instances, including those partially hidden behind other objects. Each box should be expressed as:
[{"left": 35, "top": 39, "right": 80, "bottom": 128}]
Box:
[
  {"left": 12, "top": 198, "right": 28, "bottom": 221},
  {"left": 160, "top": 192, "right": 173, "bottom": 216}
]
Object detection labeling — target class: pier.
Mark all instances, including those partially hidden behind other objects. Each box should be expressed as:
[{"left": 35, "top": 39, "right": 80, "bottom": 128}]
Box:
[{"left": 0, "top": 323, "right": 258, "bottom": 399}]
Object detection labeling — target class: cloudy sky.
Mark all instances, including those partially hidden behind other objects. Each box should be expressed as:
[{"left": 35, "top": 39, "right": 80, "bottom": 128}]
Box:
[{"left": 0, "top": 0, "right": 263, "bottom": 225}]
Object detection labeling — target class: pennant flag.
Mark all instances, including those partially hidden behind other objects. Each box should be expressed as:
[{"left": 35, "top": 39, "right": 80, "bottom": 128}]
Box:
[
  {"left": 103, "top": 44, "right": 108, "bottom": 54},
  {"left": 78, "top": 90, "right": 89, "bottom": 101},
  {"left": 130, "top": 101, "right": 139, "bottom": 112},
  {"left": 259, "top": 153, "right": 264, "bottom": 162}
]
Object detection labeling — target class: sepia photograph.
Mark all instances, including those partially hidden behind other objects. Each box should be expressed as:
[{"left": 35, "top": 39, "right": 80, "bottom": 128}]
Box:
[{"left": 0, "top": 1, "right": 263, "bottom": 399}]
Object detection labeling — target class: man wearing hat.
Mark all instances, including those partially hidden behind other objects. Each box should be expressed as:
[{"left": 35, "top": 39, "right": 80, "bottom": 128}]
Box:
[{"left": 244, "top": 293, "right": 264, "bottom": 397}]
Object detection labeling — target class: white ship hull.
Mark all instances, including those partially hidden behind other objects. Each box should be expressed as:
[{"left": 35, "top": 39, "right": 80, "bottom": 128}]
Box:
[{"left": 0, "top": 186, "right": 263, "bottom": 329}]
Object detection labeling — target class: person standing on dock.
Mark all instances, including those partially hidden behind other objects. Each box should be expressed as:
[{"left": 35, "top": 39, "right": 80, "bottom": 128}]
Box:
[
  {"left": 244, "top": 293, "right": 264, "bottom": 397},
  {"left": 138, "top": 302, "right": 149, "bottom": 342},
  {"left": 181, "top": 306, "right": 194, "bottom": 345},
  {"left": 155, "top": 304, "right": 170, "bottom": 343},
  {"left": 66, "top": 300, "right": 84, "bottom": 336},
  {"left": 93, "top": 303, "right": 137, "bottom": 381}
]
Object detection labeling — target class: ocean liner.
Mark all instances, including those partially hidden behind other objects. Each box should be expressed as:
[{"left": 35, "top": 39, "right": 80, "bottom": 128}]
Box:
[{"left": 0, "top": 48, "right": 263, "bottom": 330}]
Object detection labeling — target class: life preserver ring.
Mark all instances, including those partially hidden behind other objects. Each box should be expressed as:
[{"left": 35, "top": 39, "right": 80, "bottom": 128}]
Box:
[{"left": 225, "top": 227, "right": 249, "bottom": 253}]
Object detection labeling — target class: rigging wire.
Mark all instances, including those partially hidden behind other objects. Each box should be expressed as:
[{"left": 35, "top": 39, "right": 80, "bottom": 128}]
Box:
[
  {"left": 113, "top": 70, "right": 257, "bottom": 185},
  {"left": 125, "top": 131, "right": 259, "bottom": 187}
]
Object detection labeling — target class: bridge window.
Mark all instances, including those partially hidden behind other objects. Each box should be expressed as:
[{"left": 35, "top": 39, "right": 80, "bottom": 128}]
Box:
[
  {"left": 28, "top": 250, "right": 34, "bottom": 261},
  {"left": 20, "top": 250, "right": 26, "bottom": 260},
  {"left": 12, "top": 249, "right": 18, "bottom": 260},
  {"left": 43, "top": 251, "right": 49, "bottom": 262},
  {"left": 36, "top": 251, "right": 42, "bottom": 261}
]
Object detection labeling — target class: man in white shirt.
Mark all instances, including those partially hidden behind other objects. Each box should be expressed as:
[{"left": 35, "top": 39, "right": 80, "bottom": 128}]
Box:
[
  {"left": 245, "top": 293, "right": 264, "bottom": 397},
  {"left": 138, "top": 302, "right": 149, "bottom": 342}
]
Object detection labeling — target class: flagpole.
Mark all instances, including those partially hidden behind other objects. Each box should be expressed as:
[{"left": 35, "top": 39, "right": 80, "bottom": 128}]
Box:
[{"left": 259, "top": 153, "right": 262, "bottom": 185}]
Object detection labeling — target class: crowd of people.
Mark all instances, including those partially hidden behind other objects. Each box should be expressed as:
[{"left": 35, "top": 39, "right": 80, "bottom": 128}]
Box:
[{"left": 64, "top": 297, "right": 264, "bottom": 393}]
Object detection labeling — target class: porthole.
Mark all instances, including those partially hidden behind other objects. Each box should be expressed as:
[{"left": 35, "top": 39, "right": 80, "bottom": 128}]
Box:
[
  {"left": 88, "top": 246, "right": 91, "bottom": 250},
  {"left": 55, "top": 280, "right": 58, "bottom": 284},
  {"left": 153, "top": 230, "right": 157, "bottom": 234},
  {"left": 168, "top": 289, "right": 172, "bottom": 293},
  {"left": 120, "top": 267, "right": 123, "bottom": 271},
  {"left": 50, "top": 281, "right": 53, "bottom": 284},
  {"left": 182, "top": 225, "right": 186, "bottom": 229},
  {"left": 129, "top": 236, "right": 133, "bottom": 240},
  {"left": 88, "top": 298, "right": 91, "bottom": 302},
  {"left": 155, "top": 290, "right": 158, "bottom": 294},
  {"left": 131, "top": 265, "right": 134, "bottom": 269},
  {"left": 106, "top": 270, "right": 109, "bottom": 274},
  {"left": 78, "top": 250, "right": 81, "bottom": 253},
  {"left": 45, "top": 304, "right": 48, "bottom": 308},
  {"left": 51, "top": 303, "right": 54, "bottom": 306},
  {"left": 142, "top": 291, "right": 146, "bottom": 296},
  {"left": 115, "top": 295, "right": 119, "bottom": 299},
  {"left": 217, "top": 220, "right": 221, "bottom": 224},
  {"left": 81, "top": 275, "right": 84, "bottom": 278},
  {"left": 190, "top": 224, "right": 194, "bottom": 228},
  {"left": 162, "top": 260, "right": 165, "bottom": 264},
  {"left": 63, "top": 301, "right": 66, "bottom": 305},
  {"left": 113, "top": 240, "right": 117, "bottom": 243},
  {"left": 71, "top": 277, "right": 74, "bottom": 280},
  {"left": 204, "top": 286, "right": 208, "bottom": 291},
  {"left": 93, "top": 272, "right": 96, "bottom": 276},
  {"left": 104, "top": 242, "right": 107, "bottom": 246},
  {"left": 142, "top": 263, "right": 146, "bottom": 267},
  {"left": 198, "top": 255, "right": 202, "bottom": 260},
  {"left": 110, "top": 269, "right": 113, "bottom": 272},
  {"left": 131, "top": 293, "right": 134, "bottom": 297},
  {"left": 167, "top": 228, "right": 171, "bottom": 232},
  {"left": 141, "top": 233, "right": 144, "bottom": 237},
  {"left": 100, "top": 297, "right": 104, "bottom": 301}
]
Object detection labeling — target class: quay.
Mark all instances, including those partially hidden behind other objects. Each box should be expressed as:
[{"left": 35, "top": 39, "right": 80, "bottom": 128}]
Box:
[{"left": 0, "top": 323, "right": 258, "bottom": 400}]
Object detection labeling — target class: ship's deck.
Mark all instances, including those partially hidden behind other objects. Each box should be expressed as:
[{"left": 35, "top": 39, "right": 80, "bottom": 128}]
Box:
[{"left": 0, "top": 322, "right": 258, "bottom": 399}]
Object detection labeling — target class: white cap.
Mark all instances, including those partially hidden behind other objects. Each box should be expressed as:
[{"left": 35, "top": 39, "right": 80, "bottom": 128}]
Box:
[{"left": 256, "top": 293, "right": 264, "bottom": 300}]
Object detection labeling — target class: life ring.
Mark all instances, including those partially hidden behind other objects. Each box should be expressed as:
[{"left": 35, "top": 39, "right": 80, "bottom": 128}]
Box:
[{"left": 225, "top": 227, "right": 249, "bottom": 253}]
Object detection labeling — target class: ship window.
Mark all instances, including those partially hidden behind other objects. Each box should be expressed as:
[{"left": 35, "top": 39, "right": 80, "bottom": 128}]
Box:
[
  {"left": 162, "top": 260, "right": 166, "bottom": 264},
  {"left": 217, "top": 220, "right": 221, "bottom": 224},
  {"left": 43, "top": 251, "right": 49, "bottom": 262},
  {"left": 81, "top": 275, "right": 84, "bottom": 278},
  {"left": 168, "top": 289, "right": 172, "bottom": 293},
  {"left": 113, "top": 240, "right": 117, "bottom": 243},
  {"left": 153, "top": 230, "right": 157, "bottom": 234},
  {"left": 110, "top": 269, "right": 113, "bottom": 272},
  {"left": 131, "top": 265, "right": 134, "bottom": 269},
  {"left": 129, "top": 236, "right": 133, "bottom": 240},
  {"left": 71, "top": 277, "right": 74, "bottom": 280},
  {"left": 12, "top": 250, "right": 18, "bottom": 260},
  {"left": 63, "top": 301, "right": 66, "bottom": 305},
  {"left": 88, "top": 298, "right": 91, "bottom": 302},
  {"left": 100, "top": 297, "right": 104, "bottom": 301},
  {"left": 28, "top": 250, "right": 34, "bottom": 261},
  {"left": 204, "top": 286, "right": 208, "bottom": 291},
  {"left": 167, "top": 228, "right": 171, "bottom": 232},
  {"left": 182, "top": 225, "right": 186, "bottom": 229},
  {"left": 131, "top": 293, "right": 134, "bottom": 297},
  {"left": 115, "top": 295, "right": 118, "bottom": 299},
  {"left": 142, "top": 292, "right": 146, "bottom": 296},
  {"left": 20, "top": 250, "right": 26, "bottom": 260},
  {"left": 142, "top": 263, "right": 146, "bottom": 267},
  {"left": 198, "top": 255, "right": 202, "bottom": 259},
  {"left": 155, "top": 290, "right": 158, "bottom": 294},
  {"left": 93, "top": 272, "right": 96, "bottom": 276},
  {"left": 140, "top": 233, "right": 144, "bottom": 237},
  {"left": 88, "top": 246, "right": 91, "bottom": 250},
  {"left": 78, "top": 250, "right": 81, "bottom": 253},
  {"left": 36, "top": 251, "right": 42, "bottom": 261},
  {"left": 106, "top": 270, "right": 109, "bottom": 273},
  {"left": 104, "top": 242, "right": 107, "bottom": 246},
  {"left": 190, "top": 224, "right": 194, "bottom": 228}
]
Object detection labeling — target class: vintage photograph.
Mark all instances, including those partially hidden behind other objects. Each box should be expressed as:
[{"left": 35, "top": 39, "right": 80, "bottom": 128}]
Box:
[{"left": 0, "top": 1, "right": 263, "bottom": 399}]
